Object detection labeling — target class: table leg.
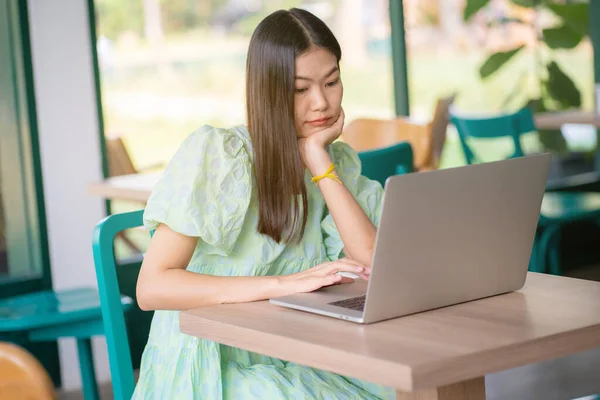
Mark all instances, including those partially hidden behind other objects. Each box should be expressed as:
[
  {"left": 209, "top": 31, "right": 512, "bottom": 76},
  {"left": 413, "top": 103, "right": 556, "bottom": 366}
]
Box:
[{"left": 396, "top": 377, "right": 485, "bottom": 400}]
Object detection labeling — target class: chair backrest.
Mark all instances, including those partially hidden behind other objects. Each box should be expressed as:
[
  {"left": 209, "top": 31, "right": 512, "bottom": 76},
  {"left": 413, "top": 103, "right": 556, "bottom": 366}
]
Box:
[
  {"left": 430, "top": 93, "right": 456, "bottom": 167},
  {"left": 450, "top": 107, "right": 536, "bottom": 165},
  {"left": 343, "top": 118, "right": 433, "bottom": 171},
  {"left": 0, "top": 341, "right": 56, "bottom": 400},
  {"left": 92, "top": 210, "right": 145, "bottom": 400},
  {"left": 106, "top": 137, "right": 137, "bottom": 177},
  {"left": 357, "top": 141, "right": 414, "bottom": 187}
]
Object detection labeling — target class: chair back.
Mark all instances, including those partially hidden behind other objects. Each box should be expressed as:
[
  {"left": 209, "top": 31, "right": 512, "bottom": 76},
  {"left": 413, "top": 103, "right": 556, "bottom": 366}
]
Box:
[
  {"left": 0, "top": 341, "right": 56, "bottom": 400},
  {"left": 106, "top": 137, "right": 137, "bottom": 176},
  {"left": 343, "top": 118, "right": 432, "bottom": 170},
  {"left": 357, "top": 141, "right": 414, "bottom": 187},
  {"left": 450, "top": 107, "right": 536, "bottom": 164},
  {"left": 430, "top": 94, "right": 456, "bottom": 167},
  {"left": 92, "top": 210, "right": 146, "bottom": 400}
]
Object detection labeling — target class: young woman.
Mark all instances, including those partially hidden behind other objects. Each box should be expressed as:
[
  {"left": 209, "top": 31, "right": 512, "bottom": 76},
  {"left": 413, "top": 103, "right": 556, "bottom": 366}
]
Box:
[{"left": 133, "top": 8, "right": 394, "bottom": 399}]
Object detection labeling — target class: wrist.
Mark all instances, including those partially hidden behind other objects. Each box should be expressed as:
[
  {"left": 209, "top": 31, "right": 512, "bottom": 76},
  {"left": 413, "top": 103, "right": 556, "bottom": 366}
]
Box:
[
  {"left": 305, "top": 148, "right": 333, "bottom": 176},
  {"left": 273, "top": 275, "right": 293, "bottom": 297}
]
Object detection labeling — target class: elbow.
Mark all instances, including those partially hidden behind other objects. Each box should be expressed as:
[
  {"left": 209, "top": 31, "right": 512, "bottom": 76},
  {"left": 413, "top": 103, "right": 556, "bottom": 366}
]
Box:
[{"left": 136, "top": 277, "right": 156, "bottom": 311}]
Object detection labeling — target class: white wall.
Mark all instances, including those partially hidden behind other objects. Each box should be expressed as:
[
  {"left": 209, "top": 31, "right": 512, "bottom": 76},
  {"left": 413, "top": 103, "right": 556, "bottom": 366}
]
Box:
[{"left": 27, "top": 0, "right": 110, "bottom": 391}]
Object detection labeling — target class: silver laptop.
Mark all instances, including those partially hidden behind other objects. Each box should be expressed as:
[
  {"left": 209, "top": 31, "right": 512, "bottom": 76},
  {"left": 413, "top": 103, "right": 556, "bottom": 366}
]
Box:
[{"left": 270, "top": 153, "right": 552, "bottom": 324}]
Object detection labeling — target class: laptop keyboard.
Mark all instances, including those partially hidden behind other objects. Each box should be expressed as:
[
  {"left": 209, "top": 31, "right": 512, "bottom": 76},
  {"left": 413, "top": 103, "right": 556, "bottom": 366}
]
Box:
[{"left": 329, "top": 295, "right": 366, "bottom": 312}]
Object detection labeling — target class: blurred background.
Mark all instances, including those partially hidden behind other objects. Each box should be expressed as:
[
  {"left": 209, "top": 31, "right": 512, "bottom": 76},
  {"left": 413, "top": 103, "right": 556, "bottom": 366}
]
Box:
[{"left": 2, "top": 1, "right": 600, "bottom": 399}]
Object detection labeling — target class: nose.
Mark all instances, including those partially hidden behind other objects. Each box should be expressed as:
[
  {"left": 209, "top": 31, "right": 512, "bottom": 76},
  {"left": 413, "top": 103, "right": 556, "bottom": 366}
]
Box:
[{"left": 310, "top": 88, "right": 329, "bottom": 112}]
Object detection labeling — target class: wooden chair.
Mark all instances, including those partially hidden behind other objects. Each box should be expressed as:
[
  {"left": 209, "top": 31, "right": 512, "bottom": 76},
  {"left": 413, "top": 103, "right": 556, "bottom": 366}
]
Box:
[
  {"left": 430, "top": 94, "right": 456, "bottom": 167},
  {"left": 105, "top": 136, "right": 163, "bottom": 253},
  {"left": 106, "top": 137, "right": 138, "bottom": 177},
  {"left": 0, "top": 341, "right": 56, "bottom": 400},
  {"left": 342, "top": 95, "right": 456, "bottom": 171},
  {"left": 343, "top": 117, "right": 433, "bottom": 171}
]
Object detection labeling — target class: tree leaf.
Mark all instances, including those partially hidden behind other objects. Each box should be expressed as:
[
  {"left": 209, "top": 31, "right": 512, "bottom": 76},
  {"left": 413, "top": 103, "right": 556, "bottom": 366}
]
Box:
[
  {"left": 479, "top": 45, "right": 525, "bottom": 79},
  {"left": 545, "top": 61, "right": 582, "bottom": 108},
  {"left": 546, "top": 2, "right": 589, "bottom": 36},
  {"left": 543, "top": 24, "right": 583, "bottom": 49},
  {"left": 464, "top": 0, "right": 490, "bottom": 22}
]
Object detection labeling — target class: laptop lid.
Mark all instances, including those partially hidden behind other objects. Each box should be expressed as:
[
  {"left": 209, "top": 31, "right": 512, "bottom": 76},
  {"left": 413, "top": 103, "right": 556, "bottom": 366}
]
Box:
[{"left": 362, "top": 154, "right": 551, "bottom": 323}]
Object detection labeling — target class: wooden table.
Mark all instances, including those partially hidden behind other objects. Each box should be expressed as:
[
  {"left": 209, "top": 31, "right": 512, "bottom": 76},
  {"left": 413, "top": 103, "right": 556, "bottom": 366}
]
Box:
[
  {"left": 179, "top": 273, "right": 600, "bottom": 399},
  {"left": 87, "top": 172, "right": 160, "bottom": 202},
  {"left": 534, "top": 111, "right": 600, "bottom": 130}
]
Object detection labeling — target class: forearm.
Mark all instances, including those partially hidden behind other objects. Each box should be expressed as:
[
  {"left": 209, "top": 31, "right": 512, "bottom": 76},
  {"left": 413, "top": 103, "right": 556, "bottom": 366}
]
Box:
[
  {"left": 137, "top": 268, "right": 285, "bottom": 311},
  {"left": 318, "top": 174, "right": 376, "bottom": 266}
]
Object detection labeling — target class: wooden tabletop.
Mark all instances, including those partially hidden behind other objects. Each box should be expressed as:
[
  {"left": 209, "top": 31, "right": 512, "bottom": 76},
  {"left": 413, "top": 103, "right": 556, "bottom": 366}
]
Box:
[
  {"left": 534, "top": 110, "right": 600, "bottom": 129},
  {"left": 87, "top": 172, "right": 160, "bottom": 202},
  {"left": 180, "top": 272, "right": 600, "bottom": 393}
]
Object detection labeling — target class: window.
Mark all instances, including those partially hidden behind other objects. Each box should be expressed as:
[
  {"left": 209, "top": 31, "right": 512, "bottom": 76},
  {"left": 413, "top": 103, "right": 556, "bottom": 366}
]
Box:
[
  {"left": 95, "top": 0, "right": 395, "bottom": 174},
  {"left": 0, "top": 0, "right": 49, "bottom": 290}
]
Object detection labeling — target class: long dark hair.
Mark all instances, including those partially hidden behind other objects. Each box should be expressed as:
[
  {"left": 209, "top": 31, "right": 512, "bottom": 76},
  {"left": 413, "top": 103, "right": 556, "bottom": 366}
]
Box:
[{"left": 246, "top": 8, "right": 342, "bottom": 243}]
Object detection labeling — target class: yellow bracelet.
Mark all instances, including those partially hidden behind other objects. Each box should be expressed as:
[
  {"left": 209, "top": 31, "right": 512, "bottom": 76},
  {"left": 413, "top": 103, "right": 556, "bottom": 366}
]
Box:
[{"left": 310, "top": 163, "right": 342, "bottom": 185}]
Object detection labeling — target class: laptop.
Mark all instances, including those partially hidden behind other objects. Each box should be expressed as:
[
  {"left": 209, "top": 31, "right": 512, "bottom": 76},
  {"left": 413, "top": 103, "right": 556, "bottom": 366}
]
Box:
[{"left": 270, "top": 153, "right": 552, "bottom": 324}]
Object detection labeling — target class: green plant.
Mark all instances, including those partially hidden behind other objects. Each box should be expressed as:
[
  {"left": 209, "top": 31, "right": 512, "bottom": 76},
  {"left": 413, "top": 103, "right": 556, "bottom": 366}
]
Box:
[{"left": 464, "top": 0, "right": 589, "bottom": 153}]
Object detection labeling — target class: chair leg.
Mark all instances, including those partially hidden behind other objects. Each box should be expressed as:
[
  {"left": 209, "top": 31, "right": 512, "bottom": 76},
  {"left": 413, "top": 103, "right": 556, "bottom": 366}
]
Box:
[
  {"left": 548, "top": 230, "right": 563, "bottom": 275},
  {"left": 538, "top": 224, "right": 561, "bottom": 275},
  {"left": 529, "top": 236, "right": 539, "bottom": 272},
  {"left": 76, "top": 338, "right": 100, "bottom": 400}
]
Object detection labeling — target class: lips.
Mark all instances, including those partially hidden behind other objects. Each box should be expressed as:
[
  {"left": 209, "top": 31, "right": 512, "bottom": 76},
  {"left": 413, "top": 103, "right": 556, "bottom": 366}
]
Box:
[{"left": 307, "top": 117, "right": 331, "bottom": 126}]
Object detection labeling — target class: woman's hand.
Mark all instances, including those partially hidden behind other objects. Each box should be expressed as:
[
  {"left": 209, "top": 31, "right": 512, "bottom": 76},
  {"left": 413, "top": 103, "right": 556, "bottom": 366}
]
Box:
[
  {"left": 298, "top": 109, "right": 345, "bottom": 176},
  {"left": 277, "top": 257, "right": 370, "bottom": 295}
]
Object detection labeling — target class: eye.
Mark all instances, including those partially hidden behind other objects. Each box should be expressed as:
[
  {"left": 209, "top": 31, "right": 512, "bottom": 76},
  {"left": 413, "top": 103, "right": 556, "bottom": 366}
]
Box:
[
  {"left": 295, "top": 88, "right": 308, "bottom": 94},
  {"left": 326, "top": 79, "right": 339, "bottom": 87}
]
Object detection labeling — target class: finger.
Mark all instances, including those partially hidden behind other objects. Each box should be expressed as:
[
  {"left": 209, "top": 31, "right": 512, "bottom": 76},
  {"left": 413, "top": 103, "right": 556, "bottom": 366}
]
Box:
[
  {"left": 320, "top": 275, "right": 354, "bottom": 288},
  {"left": 325, "top": 261, "right": 366, "bottom": 275}
]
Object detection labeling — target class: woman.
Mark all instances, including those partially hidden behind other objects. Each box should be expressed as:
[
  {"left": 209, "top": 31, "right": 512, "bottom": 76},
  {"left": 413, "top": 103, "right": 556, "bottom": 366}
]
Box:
[{"left": 134, "top": 7, "right": 395, "bottom": 399}]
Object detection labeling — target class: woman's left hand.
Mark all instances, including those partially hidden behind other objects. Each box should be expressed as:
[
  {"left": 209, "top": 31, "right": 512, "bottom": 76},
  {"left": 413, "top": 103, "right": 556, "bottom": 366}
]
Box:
[
  {"left": 298, "top": 109, "right": 345, "bottom": 175},
  {"left": 306, "top": 108, "right": 345, "bottom": 149}
]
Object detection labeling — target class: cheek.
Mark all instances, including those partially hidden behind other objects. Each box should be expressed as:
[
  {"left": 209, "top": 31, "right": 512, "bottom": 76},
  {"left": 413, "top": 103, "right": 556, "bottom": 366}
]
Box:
[
  {"left": 294, "top": 96, "right": 307, "bottom": 117},
  {"left": 329, "top": 85, "right": 343, "bottom": 111}
]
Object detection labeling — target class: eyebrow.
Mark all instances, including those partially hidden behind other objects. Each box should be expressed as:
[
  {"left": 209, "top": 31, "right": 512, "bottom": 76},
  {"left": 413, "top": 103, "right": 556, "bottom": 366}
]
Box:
[{"left": 295, "top": 66, "right": 339, "bottom": 81}]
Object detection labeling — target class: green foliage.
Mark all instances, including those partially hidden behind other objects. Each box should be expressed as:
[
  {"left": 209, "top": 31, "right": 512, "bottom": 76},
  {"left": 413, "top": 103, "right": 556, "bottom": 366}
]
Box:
[
  {"left": 479, "top": 45, "right": 525, "bottom": 78},
  {"left": 464, "top": 0, "right": 490, "bottom": 21},
  {"left": 463, "top": 0, "right": 590, "bottom": 153},
  {"left": 95, "top": 0, "right": 144, "bottom": 39}
]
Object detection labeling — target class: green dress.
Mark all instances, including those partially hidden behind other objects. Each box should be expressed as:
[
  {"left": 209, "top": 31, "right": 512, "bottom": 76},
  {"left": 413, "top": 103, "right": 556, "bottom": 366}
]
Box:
[{"left": 133, "top": 125, "right": 395, "bottom": 399}]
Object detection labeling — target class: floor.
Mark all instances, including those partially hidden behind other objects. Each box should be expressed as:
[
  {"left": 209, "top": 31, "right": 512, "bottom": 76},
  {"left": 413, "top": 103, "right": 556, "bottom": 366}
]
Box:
[{"left": 59, "top": 264, "right": 600, "bottom": 400}]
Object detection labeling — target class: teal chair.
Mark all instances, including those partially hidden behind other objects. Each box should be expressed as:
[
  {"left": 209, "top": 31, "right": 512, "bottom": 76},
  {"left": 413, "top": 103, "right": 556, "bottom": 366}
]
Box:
[
  {"left": 450, "top": 107, "right": 600, "bottom": 275},
  {"left": 357, "top": 141, "right": 414, "bottom": 187},
  {"left": 0, "top": 285, "right": 133, "bottom": 400},
  {"left": 92, "top": 210, "right": 146, "bottom": 400}
]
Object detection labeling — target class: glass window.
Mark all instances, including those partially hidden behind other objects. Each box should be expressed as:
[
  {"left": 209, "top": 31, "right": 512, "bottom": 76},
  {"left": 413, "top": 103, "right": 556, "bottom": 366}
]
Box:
[
  {"left": 403, "top": 0, "right": 594, "bottom": 167},
  {"left": 95, "top": 0, "right": 395, "bottom": 173},
  {"left": 0, "top": 0, "right": 45, "bottom": 283}
]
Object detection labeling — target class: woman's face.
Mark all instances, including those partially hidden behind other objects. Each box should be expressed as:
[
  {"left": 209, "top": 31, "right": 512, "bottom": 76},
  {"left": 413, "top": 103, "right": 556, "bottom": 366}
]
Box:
[{"left": 293, "top": 46, "right": 343, "bottom": 139}]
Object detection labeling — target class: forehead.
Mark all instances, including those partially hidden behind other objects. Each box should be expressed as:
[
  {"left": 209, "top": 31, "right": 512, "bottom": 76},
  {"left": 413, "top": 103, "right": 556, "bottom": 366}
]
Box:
[{"left": 295, "top": 47, "right": 338, "bottom": 77}]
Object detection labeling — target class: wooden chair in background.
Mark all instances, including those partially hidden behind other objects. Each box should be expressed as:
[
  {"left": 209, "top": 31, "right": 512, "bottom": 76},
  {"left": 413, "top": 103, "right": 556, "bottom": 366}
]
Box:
[
  {"left": 430, "top": 94, "right": 456, "bottom": 167},
  {"left": 342, "top": 94, "right": 456, "bottom": 172},
  {"left": 0, "top": 341, "right": 56, "bottom": 400},
  {"left": 105, "top": 137, "right": 165, "bottom": 177},
  {"left": 343, "top": 117, "right": 434, "bottom": 171},
  {"left": 104, "top": 136, "right": 164, "bottom": 254}
]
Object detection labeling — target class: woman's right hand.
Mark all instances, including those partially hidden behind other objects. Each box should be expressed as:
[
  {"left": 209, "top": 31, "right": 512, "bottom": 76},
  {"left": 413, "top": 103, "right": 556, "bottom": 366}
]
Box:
[{"left": 277, "top": 258, "right": 370, "bottom": 295}]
